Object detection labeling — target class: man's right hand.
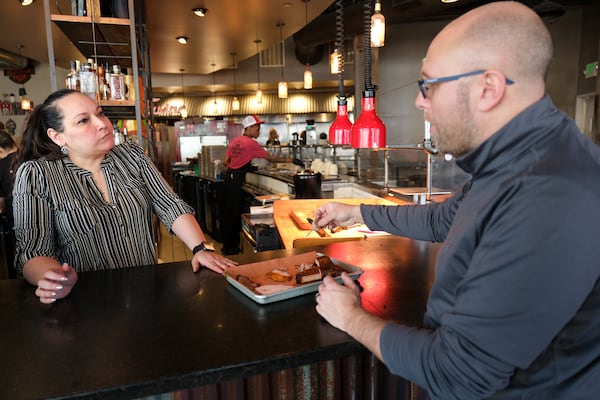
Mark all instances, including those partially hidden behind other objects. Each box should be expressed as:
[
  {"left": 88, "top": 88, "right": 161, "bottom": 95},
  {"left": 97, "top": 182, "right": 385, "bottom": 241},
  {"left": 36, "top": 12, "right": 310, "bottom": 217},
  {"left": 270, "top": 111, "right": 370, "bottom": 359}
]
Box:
[{"left": 313, "top": 202, "right": 363, "bottom": 230}]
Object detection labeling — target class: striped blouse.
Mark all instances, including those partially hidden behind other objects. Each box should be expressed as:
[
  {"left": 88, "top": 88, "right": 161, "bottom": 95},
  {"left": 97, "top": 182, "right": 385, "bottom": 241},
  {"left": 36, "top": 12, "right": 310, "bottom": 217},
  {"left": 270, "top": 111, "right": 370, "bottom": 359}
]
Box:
[{"left": 13, "top": 140, "right": 194, "bottom": 274}]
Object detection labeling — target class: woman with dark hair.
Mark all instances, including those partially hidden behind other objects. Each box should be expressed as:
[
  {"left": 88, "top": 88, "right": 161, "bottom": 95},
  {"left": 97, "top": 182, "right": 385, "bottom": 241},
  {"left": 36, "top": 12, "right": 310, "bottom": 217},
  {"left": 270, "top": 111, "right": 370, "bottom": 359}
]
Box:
[
  {"left": 0, "top": 130, "right": 18, "bottom": 278},
  {"left": 13, "top": 89, "right": 236, "bottom": 303},
  {"left": 0, "top": 130, "right": 17, "bottom": 211}
]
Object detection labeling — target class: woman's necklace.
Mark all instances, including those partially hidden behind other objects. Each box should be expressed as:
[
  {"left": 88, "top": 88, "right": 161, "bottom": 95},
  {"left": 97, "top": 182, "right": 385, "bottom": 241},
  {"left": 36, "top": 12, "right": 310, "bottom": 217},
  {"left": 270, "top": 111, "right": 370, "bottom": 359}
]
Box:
[{"left": 91, "top": 169, "right": 110, "bottom": 202}]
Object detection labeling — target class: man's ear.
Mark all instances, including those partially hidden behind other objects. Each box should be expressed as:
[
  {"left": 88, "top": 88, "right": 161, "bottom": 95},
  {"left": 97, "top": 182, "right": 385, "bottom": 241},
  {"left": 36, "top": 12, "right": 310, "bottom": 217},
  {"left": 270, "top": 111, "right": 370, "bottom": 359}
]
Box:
[
  {"left": 47, "top": 128, "right": 63, "bottom": 147},
  {"left": 477, "top": 70, "right": 508, "bottom": 112}
]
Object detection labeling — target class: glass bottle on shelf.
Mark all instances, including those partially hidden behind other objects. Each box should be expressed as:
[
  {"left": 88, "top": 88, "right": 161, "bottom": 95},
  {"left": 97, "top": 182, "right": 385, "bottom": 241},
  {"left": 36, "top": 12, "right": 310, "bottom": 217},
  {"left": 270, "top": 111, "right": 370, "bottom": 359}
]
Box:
[
  {"left": 124, "top": 67, "right": 135, "bottom": 100},
  {"left": 109, "top": 65, "right": 125, "bottom": 101},
  {"left": 97, "top": 65, "right": 109, "bottom": 101},
  {"left": 66, "top": 60, "right": 80, "bottom": 91},
  {"left": 80, "top": 61, "right": 97, "bottom": 100},
  {"left": 104, "top": 63, "right": 111, "bottom": 100}
]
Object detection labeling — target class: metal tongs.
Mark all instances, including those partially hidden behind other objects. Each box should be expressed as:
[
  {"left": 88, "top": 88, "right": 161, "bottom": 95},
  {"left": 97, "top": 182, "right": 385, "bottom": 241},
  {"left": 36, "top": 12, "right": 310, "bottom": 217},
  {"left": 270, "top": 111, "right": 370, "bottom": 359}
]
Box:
[{"left": 305, "top": 217, "right": 327, "bottom": 237}]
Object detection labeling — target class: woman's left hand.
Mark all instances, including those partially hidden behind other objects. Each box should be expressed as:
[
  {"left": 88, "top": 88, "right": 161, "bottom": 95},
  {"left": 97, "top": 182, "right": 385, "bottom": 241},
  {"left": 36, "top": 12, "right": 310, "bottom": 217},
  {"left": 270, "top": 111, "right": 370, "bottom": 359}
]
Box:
[
  {"left": 191, "top": 251, "right": 238, "bottom": 274},
  {"left": 35, "top": 263, "right": 78, "bottom": 304}
]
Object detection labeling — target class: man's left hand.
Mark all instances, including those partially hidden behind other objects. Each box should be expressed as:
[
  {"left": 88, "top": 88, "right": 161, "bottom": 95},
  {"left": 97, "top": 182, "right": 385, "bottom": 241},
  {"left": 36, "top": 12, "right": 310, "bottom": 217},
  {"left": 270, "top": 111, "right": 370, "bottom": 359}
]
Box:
[{"left": 315, "top": 273, "right": 362, "bottom": 332}]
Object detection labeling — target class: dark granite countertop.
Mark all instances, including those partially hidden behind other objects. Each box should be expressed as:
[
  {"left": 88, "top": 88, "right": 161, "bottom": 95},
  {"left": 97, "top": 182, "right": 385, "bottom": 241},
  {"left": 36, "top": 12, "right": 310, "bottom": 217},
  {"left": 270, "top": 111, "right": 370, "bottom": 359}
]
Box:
[{"left": 0, "top": 238, "right": 439, "bottom": 399}]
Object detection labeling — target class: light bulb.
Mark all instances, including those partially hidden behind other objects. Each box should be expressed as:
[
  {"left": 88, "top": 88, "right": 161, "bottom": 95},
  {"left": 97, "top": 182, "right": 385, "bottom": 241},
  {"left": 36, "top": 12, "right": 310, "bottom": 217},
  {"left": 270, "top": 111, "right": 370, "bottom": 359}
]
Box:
[
  {"left": 256, "top": 89, "right": 263, "bottom": 104},
  {"left": 303, "top": 64, "right": 313, "bottom": 89},
  {"left": 232, "top": 96, "right": 240, "bottom": 111},
  {"left": 20, "top": 97, "right": 31, "bottom": 111},
  {"left": 370, "top": 1, "right": 385, "bottom": 48},
  {"left": 278, "top": 81, "right": 288, "bottom": 98},
  {"left": 330, "top": 50, "right": 340, "bottom": 75}
]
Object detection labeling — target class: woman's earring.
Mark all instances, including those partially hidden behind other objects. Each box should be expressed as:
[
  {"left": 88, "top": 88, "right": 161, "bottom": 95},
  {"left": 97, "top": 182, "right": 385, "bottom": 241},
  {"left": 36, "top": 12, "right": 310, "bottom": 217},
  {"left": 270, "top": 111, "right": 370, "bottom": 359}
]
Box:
[{"left": 60, "top": 146, "right": 69, "bottom": 156}]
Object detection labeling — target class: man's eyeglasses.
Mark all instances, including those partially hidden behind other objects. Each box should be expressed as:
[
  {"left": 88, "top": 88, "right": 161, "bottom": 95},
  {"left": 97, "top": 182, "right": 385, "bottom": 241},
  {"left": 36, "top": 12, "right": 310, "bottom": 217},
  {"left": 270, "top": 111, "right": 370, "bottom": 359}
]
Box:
[{"left": 417, "top": 69, "right": 514, "bottom": 99}]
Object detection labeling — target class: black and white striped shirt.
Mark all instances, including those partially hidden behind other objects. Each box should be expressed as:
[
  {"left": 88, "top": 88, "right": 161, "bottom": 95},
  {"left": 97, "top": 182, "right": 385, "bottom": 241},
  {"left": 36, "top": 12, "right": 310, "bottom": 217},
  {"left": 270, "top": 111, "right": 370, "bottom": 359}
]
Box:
[{"left": 13, "top": 141, "right": 193, "bottom": 274}]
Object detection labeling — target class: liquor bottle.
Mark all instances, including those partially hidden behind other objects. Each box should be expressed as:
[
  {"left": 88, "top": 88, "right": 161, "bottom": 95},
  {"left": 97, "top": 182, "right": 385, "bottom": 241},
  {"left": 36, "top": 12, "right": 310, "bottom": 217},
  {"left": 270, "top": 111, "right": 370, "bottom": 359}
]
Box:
[
  {"left": 71, "top": 0, "right": 86, "bottom": 16},
  {"left": 80, "top": 62, "right": 98, "bottom": 100},
  {"left": 124, "top": 67, "right": 135, "bottom": 100},
  {"left": 104, "top": 63, "right": 111, "bottom": 100},
  {"left": 97, "top": 66, "right": 109, "bottom": 101},
  {"left": 66, "top": 60, "right": 81, "bottom": 91},
  {"left": 109, "top": 65, "right": 125, "bottom": 101}
]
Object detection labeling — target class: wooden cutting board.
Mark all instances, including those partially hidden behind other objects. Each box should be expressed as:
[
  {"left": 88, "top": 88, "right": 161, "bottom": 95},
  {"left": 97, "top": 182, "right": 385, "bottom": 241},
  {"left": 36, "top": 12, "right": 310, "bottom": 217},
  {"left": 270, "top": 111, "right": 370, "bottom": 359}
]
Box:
[{"left": 289, "top": 210, "right": 314, "bottom": 230}]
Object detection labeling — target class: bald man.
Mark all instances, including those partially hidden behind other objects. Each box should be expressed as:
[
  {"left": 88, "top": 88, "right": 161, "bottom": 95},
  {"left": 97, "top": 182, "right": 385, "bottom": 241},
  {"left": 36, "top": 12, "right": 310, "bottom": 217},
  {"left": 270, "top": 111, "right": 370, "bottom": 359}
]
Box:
[{"left": 314, "top": 2, "right": 600, "bottom": 399}]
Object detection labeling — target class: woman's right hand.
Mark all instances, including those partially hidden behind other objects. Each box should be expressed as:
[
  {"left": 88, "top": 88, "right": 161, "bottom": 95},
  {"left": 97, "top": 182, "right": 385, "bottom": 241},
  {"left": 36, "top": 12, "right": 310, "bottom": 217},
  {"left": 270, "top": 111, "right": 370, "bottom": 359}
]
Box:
[{"left": 35, "top": 263, "right": 78, "bottom": 304}]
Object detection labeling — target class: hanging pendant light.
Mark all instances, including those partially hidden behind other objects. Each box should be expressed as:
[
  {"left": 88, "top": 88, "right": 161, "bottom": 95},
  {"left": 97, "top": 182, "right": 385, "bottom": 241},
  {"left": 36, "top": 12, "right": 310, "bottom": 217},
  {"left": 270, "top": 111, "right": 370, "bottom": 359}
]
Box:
[
  {"left": 329, "top": 0, "right": 352, "bottom": 145},
  {"left": 179, "top": 68, "right": 187, "bottom": 119},
  {"left": 230, "top": 52, "right": 240, "bottom": 111},
  {"left": 17, "top": 45, "right": 31, "bottom": 111},
  {"left": 254, "top": 39, "right": 262, "bottom": 104},
  {"left": 302, "top": 0, "right": 313, "bottom": 89},
  {"left": 277, "top": 82, "right": 288, "bottom": 99},
  {"left": 350, "top": 0, "right": 386, "bottom": 149},
  {"left": 211, "top": 63, "right": 218, "bottom": 115},
  {"left": 276, "top": 22, "right": 288, "bottom": 99},
  {"left": 330, "top": 48, "right": 340, "bottom": 75},
  {"left": 303, "top": 64, "right": 313, "bottom": 90},
  {"left": 370, "top": 0, "right": 385, "bottom": 48},
  {"left": 19, "top": 87, "right": 31, "bottom": 111}
]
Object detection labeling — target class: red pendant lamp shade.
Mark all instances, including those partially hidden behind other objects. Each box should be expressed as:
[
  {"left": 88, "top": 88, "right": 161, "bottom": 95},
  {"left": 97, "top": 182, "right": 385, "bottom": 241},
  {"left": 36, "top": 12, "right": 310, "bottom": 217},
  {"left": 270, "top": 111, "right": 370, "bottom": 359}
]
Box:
[
  {"left": 329, "top": 97, "right": 353, "bottom": 145},
  {"left": 350, "top": 1, "right": 386, "bottom": 149},
  {"left": 328, "top": 0, "right": 353, "bottom": 145},
  {"left": 351, "top": 89, "right": 386, "bottom": 148}
]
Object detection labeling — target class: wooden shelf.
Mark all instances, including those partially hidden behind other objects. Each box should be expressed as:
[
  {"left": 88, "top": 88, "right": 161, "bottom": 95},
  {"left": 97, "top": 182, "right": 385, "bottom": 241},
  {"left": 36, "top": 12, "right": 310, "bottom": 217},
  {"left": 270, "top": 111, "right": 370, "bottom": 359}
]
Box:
[
  {"left": 99, "top": 99, "right": 135, "bottom": 107},
  {"left": 50, "top": 14, "right": 130, "bottom": 25},
  {"left": 50, "top": 13, "right": 133, "bottom": 67},
  {"left": 45, "top": 0, "right": 154, "bottom": 146},
  {"left": 101, "top": 105, "right": 137, "bottom": 120}
]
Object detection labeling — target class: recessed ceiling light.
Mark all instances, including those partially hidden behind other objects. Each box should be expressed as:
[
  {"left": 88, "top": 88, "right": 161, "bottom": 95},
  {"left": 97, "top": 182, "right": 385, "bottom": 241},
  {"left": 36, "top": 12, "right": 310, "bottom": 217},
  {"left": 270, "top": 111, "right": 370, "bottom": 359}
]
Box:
[
  {"left": 176, "top": 36, "right": 189, "bottom": 44},
  {"left": 19, "top": 0, "right": 35, "bottom": 5},
  {"left": 192, "top": 7, "right": 208, "bottom": 17},
  {"left": 440, "top": 0, "right": 458, "bottom": 3}
]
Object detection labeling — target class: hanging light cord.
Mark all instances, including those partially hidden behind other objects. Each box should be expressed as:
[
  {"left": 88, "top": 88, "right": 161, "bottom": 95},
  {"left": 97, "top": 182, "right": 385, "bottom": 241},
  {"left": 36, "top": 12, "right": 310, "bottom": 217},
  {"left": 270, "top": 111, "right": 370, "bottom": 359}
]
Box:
[
  {"left": 255, "top": 40, "right": 261, "bottom": 90},
  {"left": 231, "top": 53, "right": 237, "bottom": 93},
  {"left": 335, "top": 0, "right": 345, "bottom": 97},
  {"left": 278, "top": 23, "right": 285, "bottom": 81},
  {"left": 364, "top": 0, "right": 374, "bottom": 91},
  {"left": 212, "top": 63, "right": 217, "bottom": 102},
  {"left": 180, "top": 69, "right": 185, "bottom": 100},
  {"left": 305, "top": 0, "right": 309, "bottom": 30}
]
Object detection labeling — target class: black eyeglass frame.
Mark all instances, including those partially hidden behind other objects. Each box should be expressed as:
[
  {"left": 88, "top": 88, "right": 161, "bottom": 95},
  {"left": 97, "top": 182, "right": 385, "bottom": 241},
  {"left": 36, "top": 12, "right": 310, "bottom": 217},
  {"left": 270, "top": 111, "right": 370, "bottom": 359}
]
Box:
[{"left": 418, "top": 69, "right": 514, "bottom": 99}]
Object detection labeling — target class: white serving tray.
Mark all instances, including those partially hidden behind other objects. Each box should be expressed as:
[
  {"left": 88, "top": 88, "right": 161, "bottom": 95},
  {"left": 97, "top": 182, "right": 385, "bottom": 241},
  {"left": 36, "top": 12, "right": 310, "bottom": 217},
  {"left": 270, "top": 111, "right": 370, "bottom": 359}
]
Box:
[{"left": 223, "top": 251, "right": 362, "bottom": 304}]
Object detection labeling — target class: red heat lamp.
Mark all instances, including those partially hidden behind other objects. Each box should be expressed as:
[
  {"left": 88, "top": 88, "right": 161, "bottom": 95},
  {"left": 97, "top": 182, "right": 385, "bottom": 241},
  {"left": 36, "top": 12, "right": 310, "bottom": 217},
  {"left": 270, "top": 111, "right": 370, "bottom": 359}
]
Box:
[
  {"left": 328, "top": 0, "right": 353, "bottom": 145},
  {"left": 351, "top": 89, "right": 386, "bottom": 149},
  {"left": 329, "top": 96, "right": 353, "bottom": 145},
  {"left": 350, "top": 0, "right": 386, "bottom": 149}
]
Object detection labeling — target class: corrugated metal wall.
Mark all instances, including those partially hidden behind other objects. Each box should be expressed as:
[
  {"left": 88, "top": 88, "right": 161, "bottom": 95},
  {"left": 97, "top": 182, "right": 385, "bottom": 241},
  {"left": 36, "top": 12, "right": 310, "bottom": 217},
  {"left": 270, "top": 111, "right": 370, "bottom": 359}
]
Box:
[
  {"left": 169, "top": 354, "right": 429, "bottom": 400},
  {"left": 162, "top": 92, "right": 344, "bottom": 118}
]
